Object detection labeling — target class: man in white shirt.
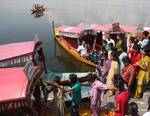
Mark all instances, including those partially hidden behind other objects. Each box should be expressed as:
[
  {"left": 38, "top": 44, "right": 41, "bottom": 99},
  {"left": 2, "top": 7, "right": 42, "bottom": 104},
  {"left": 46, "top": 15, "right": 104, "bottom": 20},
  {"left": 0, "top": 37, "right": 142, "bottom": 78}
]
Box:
[
  {"left": 103, "top": 32, "right": 115, "bottom": 46},
  {"left": 77, "top": 41, "right": 87, "bottom": 57},
  {"left": 138, "top": 31, "right": 149, "bottom": 48}
]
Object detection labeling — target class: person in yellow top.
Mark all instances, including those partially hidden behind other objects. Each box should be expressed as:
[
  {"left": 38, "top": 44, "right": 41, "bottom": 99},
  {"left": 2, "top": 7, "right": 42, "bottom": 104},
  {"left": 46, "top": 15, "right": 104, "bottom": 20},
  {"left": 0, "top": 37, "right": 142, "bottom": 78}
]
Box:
[
  {"left": 106, "top": 50, "right": 120, "bottom": 96},
  {"left": 134, "top": 46, "right": 150, "bottom": 99}
]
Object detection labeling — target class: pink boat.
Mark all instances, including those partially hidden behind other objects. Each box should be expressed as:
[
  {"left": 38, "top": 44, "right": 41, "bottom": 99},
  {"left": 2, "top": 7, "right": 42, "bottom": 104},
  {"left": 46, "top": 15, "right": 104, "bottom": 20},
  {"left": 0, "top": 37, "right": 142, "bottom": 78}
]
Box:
[
  {"left": 0, "top": 38, "right": 48, "bottom": 115},
  {"left": 54, "top": 23, "right": 137, "bottom": 67},
  {"left": 0, "top": 39, "right": 47, "bottom": 73},
  {"left": 0, "top": 40, "right": 38, "bottom": 67},
  {"left": 0, "top": 60, "right": 46, "bottom": 115}
]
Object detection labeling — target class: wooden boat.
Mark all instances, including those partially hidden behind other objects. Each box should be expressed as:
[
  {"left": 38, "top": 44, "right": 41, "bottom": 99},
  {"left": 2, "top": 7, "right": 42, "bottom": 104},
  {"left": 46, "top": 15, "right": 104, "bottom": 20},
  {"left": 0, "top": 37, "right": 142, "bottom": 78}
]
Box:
[
  {"left": 0, "top": 61, "right": 46, "bottom": 115},
  {"left": 44, "top": 71, "right": 91, "bottom": 115},
  {"left": 44, "top": 71, "right": 91, "bottom": 101},
  {"left": 31, "top": 7, "right": 45, "bottom": 17},
  {"left": 0, "top": 38, "right": 47, "bottom": 73},
  {"left": 45, "top": 71, "right": 90, "bottom": 85},
  {"left": 31, "top": 7, "right": 45, "bottom": 12},
  {"left": 56, "top": 36, "right": 97, "bottom": 67},
  {"left": 0, "top": 38, "right": 48, "bottom": 115},
  {"left": 54, "top": 23, "right": 136, "bottom": 68}
]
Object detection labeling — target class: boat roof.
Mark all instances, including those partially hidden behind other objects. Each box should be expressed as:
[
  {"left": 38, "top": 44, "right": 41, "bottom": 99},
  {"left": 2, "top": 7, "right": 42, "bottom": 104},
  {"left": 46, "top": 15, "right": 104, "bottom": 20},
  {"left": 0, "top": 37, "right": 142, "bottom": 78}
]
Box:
[
  {"left": 57, "top": 23, "right": 85, "bottom": 34},
  {"left": 92, "top": 24, "right": 136, "bottom": 33},
  {"left": 56, "top": 23, "right": 137, "bottom": 34},
  {"left": 0, "top": 67, "right": 28, "bottom": 102},
  {"left": 0, "top": 41, "right": 35, "bottom": 61}
]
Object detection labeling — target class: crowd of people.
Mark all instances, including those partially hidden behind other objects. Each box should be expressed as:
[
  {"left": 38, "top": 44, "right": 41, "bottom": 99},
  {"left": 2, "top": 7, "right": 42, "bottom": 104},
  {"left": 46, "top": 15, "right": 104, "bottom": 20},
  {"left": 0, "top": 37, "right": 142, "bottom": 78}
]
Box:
[
  {"left": 77, "top": 30, "right": 150, "bottom": 99},
  {"left": 46, "top": 74, "right": 81, "bottom": 116},
  {"left": 46, "top": 30, "right": 150, "bottom": 116}
]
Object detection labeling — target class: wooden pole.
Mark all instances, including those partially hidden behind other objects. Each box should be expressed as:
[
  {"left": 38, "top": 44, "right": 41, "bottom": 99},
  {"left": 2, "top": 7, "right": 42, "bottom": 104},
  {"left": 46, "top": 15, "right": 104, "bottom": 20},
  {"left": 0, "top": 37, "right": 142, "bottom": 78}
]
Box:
[
  {"left": 52, "top": 21, "right": 57, "bottom": 57},
  {"left": 52, "top": 21, "right": 56, "bottom": 37},
  {"left": 92, "top": 34, "right": 97, "bottom": 50}
]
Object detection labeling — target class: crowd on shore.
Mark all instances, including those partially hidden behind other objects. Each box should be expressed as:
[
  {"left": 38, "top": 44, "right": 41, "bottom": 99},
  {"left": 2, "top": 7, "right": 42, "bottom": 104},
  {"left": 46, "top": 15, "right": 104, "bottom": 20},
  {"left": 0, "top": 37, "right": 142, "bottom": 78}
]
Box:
[{"left": 46, "top": 30, "right": 150, "bottom": 116}]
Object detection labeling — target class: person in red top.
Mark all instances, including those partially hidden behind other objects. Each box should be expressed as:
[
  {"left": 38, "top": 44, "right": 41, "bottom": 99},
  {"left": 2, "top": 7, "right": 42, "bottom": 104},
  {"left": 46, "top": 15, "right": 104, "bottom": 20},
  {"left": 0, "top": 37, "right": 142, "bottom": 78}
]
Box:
[
  {"left": 121, "top": 56, "right": 136, "bottom": 96},
  {"left": 114, "top": 79, "right": 129, "bottom": 116},
  {"left": 129, "top": 44, "right": 142, "bottom": 64},
  {"left": 129, "top": 44, "right": 142, "bottom": 78},
  {"left": 121, "top": 56, "right": 135, "bottom": 86}
]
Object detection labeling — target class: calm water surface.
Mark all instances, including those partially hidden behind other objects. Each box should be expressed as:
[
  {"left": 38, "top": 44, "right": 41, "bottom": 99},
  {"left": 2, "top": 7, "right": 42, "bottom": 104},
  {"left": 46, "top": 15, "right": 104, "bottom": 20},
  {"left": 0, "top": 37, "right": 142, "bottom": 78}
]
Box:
[{"left": 0, "top": 0, "right": 150, "bottom": 72}]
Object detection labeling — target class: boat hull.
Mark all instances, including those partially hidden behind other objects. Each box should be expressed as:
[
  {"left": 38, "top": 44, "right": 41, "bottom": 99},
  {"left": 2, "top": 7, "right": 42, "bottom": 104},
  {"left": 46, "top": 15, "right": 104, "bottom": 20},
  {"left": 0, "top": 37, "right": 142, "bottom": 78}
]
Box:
[{"left": 55, "top": 37, "right": 97, "bottom": 68}]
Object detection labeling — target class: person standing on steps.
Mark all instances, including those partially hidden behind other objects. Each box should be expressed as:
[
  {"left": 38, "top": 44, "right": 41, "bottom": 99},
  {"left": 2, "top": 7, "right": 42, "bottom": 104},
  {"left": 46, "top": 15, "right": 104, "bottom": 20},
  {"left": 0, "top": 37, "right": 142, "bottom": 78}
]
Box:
[{"left": 65, "top": 74, "right": 81, "bottom": 116}]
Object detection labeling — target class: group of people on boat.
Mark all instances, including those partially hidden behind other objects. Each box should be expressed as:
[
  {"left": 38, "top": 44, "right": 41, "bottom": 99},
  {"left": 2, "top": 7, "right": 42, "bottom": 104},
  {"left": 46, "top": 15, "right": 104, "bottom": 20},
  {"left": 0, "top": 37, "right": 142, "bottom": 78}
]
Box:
[
  {"left": 46, "top": 29, "right": 150, "bottom": 116},
  {"left": 77, "top": 41, "right": 102, "bottom": 64}
]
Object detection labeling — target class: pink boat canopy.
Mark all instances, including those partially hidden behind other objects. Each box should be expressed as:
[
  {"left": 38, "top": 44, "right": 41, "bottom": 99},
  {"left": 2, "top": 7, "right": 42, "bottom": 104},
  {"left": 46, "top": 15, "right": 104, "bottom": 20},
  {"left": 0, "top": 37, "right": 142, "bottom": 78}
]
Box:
[
  {"left": 0, "top": 67, "right": 28, "bottom": 102},
  {"left": 0, "top": 67, "right": 28, "bottom": 111},
  {"left": 56, "top": 23, "right": 85, "bottom": 38},
  {"left": 0, "top": 61, "right": 44, "bottom": 112},
  {"left": 56, "top": 23, "right": 138, "bottom": 38},
  {"left": 92, "top": 24, "right": 136, "bottom": 33},
  {"left": 0, "top": 40, "right": 40, "bottom": 67}
]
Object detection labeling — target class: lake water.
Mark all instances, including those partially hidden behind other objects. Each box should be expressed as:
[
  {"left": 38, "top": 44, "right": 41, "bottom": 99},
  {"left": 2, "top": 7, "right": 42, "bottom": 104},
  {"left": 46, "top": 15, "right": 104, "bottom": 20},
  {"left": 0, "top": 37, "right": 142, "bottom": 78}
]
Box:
[{"left": 0, "top": 0, "right": 150, "bottom": 72}]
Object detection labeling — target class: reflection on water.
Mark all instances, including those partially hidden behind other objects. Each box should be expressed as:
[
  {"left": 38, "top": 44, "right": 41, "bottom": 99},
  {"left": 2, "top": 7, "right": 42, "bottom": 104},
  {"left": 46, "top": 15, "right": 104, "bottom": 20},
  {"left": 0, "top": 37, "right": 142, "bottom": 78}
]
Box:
[{"left": 0, "top": 0, "right": 150, "bottom": 72}]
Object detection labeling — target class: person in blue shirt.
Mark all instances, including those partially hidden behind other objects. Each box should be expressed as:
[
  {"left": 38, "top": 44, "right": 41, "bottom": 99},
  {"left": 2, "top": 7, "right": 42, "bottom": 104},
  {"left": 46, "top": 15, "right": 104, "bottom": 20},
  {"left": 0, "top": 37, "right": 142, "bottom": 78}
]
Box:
[{"left": 66, "top": 74, "right": 81, "bottom": 116}]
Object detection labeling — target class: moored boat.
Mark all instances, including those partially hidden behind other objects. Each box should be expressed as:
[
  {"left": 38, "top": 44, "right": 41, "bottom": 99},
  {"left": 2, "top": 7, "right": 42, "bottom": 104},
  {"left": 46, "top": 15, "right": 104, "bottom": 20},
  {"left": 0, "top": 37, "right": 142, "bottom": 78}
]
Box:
[
  {"left": 45, "top": 71, "right": 90, "bottom": 85},
  {"left": 54, "top": 23, "right": 136, "bottom": 68},
  {"left": 0, "top": 61, "right": 46, "bottom": 115},
  {"left": 0, "top": 38, "right": 47, "bottom": 73},
  {"left": 45, "top": 71, "right": 91, "bottom": 100},
  {"left": 44, "top": 71, "right": 92, "bottom": 116}
]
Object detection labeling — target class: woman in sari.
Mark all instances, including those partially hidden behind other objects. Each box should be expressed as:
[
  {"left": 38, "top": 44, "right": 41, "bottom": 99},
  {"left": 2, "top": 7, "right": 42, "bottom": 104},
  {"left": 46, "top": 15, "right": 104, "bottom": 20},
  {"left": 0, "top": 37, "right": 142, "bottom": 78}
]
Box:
[
  {"left": 121, "top": 56, "right": 136, "bottom": 97},
  {"left": 106, "top": 50, "right": 120, "bottom": 95},
  {"left": 129, "top": 44, "right": 142, "bottom": 65},
  {"left": 134, "top": 46, "right": 150, "bottom": 99}
]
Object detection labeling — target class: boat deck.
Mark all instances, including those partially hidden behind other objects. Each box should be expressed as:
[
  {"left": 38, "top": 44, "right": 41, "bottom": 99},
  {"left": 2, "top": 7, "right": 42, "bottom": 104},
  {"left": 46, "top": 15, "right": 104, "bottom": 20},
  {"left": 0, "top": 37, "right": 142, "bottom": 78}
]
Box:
[{"left": 56, "top": 37, "right": 97, "bottom": 67}]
